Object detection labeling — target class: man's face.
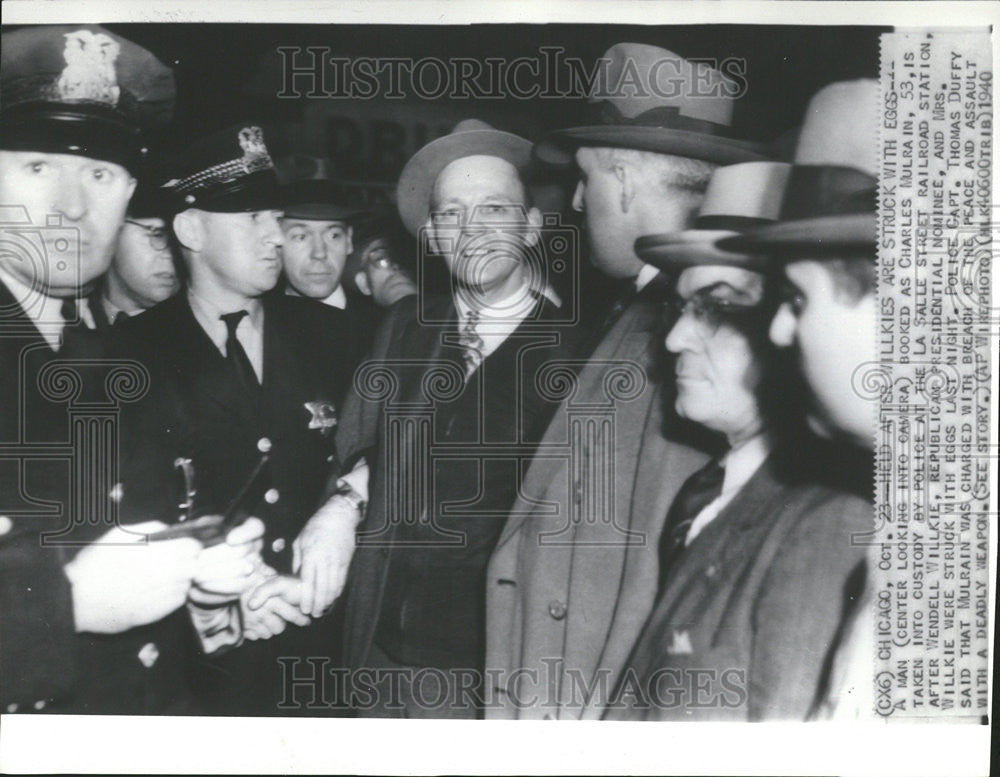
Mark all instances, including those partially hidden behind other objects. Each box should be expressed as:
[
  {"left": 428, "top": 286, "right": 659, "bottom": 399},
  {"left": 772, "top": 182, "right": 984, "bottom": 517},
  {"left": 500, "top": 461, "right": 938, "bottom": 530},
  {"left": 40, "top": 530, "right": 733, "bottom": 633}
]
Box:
[
  {"left": 0, "top": 150, "right": 136, "bottom": 296},
  {"left": 194, "top": 209, "right": 284, "bottom": 298},
  {"left": 770, "top": 259, "right": 876, "bottom": 449},
  {"left": 280, "top": 217, "right": 352, "bottom": 299},
  {"left": 359, "top": 237, "right": 418, "bottom": 307},
  {"left": 110, "top": 217, "right": 179, "bottom": 309},
  {"left": 573, "top": 147, "right": 643, "bottom": 279},
  {"left": 665, "top": 265, "right": 768, "bottom": 444},
  {"left": 426, "top": 155, "right": 540, "bottom": 294}
]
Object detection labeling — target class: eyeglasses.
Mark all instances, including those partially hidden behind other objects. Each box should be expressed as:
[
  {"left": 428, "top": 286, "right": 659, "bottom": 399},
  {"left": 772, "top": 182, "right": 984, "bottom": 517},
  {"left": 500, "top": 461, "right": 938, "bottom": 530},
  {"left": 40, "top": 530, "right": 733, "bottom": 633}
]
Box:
[
  {"left": 665, "top": 291, "right": 767, "bottom": 333},
  {"left": 125, "top": 219, "right": 170, "bottom": 251}
]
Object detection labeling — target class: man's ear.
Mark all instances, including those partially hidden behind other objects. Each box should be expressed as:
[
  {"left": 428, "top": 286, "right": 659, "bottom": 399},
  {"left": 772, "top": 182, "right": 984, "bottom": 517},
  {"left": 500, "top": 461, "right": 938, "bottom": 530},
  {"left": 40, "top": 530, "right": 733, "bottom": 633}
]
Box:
[
  {"left": 614, "top": 163, "right": 635, "bottom": 213},
  {"left": 354, "top": 270, "right": 372, "bottom": 296},
  {"left": 523, "top": 206, "right": 543, "bottom": 249},
  {"left": 125, "top": 175, "right": 138, "bottom": 202},
  {"left": 345, "top": 225, "right": 354, "bottom": 256},
  {"left": 172, "top": 210, "right": 203, "bottom": 252}
]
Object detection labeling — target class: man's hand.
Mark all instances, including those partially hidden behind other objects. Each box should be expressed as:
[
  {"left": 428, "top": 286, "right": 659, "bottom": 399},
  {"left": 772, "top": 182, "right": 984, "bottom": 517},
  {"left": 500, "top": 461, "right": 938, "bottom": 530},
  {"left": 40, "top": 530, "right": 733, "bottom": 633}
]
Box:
[
  {"left": 242, "top": 575, "right": 312, "bottom": 640},
  {"left": 188, "top": 517, "right": 266, "bottom": 607},
  {"left": 65, "top": 521, "right": 200, "bottom": 634},
  {"left": 292, "top": 498, "right": 358, "bottom": 618}
]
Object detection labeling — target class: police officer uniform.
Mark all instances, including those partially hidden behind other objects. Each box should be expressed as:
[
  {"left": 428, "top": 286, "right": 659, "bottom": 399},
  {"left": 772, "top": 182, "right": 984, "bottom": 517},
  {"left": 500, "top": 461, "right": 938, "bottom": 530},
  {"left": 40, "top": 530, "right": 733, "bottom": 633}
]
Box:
[
  {"left": 0, "top": 25, "right": 193, "bottom": 714},
  {"left": 116, "top": 125, "right": 358, "bottom": 715}
]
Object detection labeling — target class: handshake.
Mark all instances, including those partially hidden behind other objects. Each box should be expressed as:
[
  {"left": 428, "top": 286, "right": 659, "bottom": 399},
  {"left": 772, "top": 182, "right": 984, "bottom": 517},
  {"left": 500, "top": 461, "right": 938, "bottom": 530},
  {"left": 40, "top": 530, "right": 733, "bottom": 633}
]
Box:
[{"left": 62, "top": 490, "right": 360, "bottom": 646}]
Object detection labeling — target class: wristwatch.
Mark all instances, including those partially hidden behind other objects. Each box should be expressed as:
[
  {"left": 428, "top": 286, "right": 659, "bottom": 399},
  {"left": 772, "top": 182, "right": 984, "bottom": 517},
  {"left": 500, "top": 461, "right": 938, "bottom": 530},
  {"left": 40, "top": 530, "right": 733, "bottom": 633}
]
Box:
[{"left": 333, "top": 479, "right": 366, "bottom": 515}]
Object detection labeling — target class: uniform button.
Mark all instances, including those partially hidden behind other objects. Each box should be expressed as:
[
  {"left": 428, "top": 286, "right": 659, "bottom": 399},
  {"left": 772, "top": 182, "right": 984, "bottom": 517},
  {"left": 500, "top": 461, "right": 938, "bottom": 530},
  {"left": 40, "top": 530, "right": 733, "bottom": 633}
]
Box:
[
  {"left": 705, "top": 565, "right": 717, "bottom": 578},
  {"left": 137, "top": 642, "right": 160, "bottom": 669},
  {"left": 6, "top": 703, "right": 18, "bottom": 713},
  {"left": 271, "top": 537, "right": 286, "bottom": 554},
  {"left": 257, "top": 437, "right": 272, "bottom": 453},
  {"left": 108, "top": 483, "right": 124, "bottom": 504},
  {"left": 326, "top": 454, "right": 335, "bottom": 463},
  {"left": 264, "top": 488, "right": 280, "bottom": 504},
  {"left": 33, "top": 699, "right": 46, "bottom": 711},
  {"left": 0, "top": 515, "right": 12, "bottom": 536},
  {"left": 548, "top": 600, "right": 567, "bottom": 620}
]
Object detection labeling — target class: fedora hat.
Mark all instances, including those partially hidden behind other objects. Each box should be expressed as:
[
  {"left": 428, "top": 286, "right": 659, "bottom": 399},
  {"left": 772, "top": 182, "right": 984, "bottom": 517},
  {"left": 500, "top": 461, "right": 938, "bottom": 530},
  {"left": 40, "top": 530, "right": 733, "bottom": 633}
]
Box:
[
  {"left": 635, "top": 161, "right": 791, "bottom": 271},
  {"left": 534, "top": 42, "right": 767, "bottom": 167},
  {"left": 396, "top": 118, "right": 532, "bottom": 235},
  {"left": 720, "top": 79, "right": 878, "bottom": 256},
  {"left": 281, "top": 178, "right": 366, "bottom": 221}
]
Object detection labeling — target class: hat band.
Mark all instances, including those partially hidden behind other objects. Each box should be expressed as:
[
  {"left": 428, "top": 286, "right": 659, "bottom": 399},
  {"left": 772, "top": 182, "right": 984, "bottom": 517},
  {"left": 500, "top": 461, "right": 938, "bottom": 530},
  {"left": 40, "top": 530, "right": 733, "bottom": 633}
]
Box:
[
  {"left": 167, "top": 169, "right": 280, "bottom": 213},
  {"left": 0, "top": 103, "right": 142, "bottom": 172},
  {"left": 694, "top": 214, "right": 775, "bottom": 231},
  {"left": 780, "top": 165, "right": 876, "bottom": 221},
  {"left": 595, "top": 101, "right": 734, "bottom": 138}
]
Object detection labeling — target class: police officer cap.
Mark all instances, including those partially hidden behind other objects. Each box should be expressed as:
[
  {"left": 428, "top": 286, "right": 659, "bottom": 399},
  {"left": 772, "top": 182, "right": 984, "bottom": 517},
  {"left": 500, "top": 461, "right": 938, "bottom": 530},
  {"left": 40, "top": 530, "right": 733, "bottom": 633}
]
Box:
[
  {"left": 0, "top": 25, "right": 175, "bottom": 173},
  {"left": 162, "top": 123, "right": 281, "bottom": 213}
]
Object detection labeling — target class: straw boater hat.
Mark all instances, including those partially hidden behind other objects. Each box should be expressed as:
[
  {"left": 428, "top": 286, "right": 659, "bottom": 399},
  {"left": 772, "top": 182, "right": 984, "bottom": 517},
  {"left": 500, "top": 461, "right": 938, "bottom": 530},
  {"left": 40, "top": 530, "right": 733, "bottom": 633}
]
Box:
[
  {"left": 534, "top": 42, "right": 768, "bottom": 167},
  {"left": 635, "top": 161, "right": 791, "bottom": 271},
  {"left": 396, "top": 118, "right": 532, "bottom": 236},
  {"left": 720, "top": 79, "right": 878, "bottom": 256}
]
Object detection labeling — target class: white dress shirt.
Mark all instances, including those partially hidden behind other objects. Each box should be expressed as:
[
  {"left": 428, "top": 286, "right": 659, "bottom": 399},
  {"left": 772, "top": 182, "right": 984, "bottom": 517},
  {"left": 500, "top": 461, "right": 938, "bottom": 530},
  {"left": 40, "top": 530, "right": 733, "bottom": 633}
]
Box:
[
  {"left": 634, "top": 263, "right": 661, "bottom": 293},
  {"left": 454, "top": 282, "right": 559, "bottom": 360},
  {"left": 187, "top": 288, "right": 265, "bottom": 382},
  {"left": 684, "top": 432, "right": 774, "bottom": 546},
  {"left": 0, "top": 268, "right": 94, "bottom": 351}
]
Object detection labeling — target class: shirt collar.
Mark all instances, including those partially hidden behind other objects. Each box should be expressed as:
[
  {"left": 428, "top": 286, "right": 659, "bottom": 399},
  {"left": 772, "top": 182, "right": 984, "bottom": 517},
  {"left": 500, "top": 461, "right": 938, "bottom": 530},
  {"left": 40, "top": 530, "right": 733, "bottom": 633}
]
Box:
[
  {"left": 322, "top": 285, "right": 347, "bottom": 309},
  {"left": 719, "top": 431, "right": 774, "bottom": 497},
  {"left": 187, "top": 286, "right": 263, "bottom": 348},
  {"left": 0, "top": 266, "right": 71, "bottom": 350},
  {"left": 634, "top": 263, "right": 661, "bottom": 292}
]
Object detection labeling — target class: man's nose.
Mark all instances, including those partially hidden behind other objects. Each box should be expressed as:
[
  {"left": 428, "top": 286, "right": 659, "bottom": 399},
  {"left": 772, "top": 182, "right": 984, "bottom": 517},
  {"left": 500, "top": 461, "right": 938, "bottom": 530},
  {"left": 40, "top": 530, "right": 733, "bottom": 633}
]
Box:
[
  {"left": 571, "top": 180, "right": 585, "bottom": 213},
  {"left": 53, "top": 170, "right": 87, "bottom": 221},
  {"left": 310, "top": 232, "right": 326, "bottom": 260},
  {"left": 261, "top": 212, "right": 284, "bottom": 246},
  {"left": 769, "top": 302, "right": 795, "bottom": 347},
  {"left": 664, "top": 313, "right": 696, "bottom": 354}
]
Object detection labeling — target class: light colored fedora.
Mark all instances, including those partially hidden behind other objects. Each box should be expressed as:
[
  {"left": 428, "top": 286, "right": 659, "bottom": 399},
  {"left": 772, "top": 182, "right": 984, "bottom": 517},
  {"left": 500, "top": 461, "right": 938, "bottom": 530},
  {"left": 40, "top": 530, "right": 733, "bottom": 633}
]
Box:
[
  {"left": 396, "top": 118, "right": 532, "bottom": 235},
  {"left": 635, "top": 161, "right": 791, "bottom": 270},
  {"left": 721, "top": 79, "right": 878, "bottom": 255},
  {"left": 534, "top": 42, "right": 767, "bottom": 167}
]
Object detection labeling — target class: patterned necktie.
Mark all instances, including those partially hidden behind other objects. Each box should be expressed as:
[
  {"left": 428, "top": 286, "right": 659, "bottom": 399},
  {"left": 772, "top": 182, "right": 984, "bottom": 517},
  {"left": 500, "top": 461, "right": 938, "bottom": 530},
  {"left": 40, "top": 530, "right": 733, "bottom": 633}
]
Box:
[
  {"left": 657, "top": 458, "right": 725, "bottom": 593},
  {"left": 220, "top": 311, "right": 260, "bottom": 392},
  {"left": 457, "top": 308, "right": 484, "bottom": 379}
]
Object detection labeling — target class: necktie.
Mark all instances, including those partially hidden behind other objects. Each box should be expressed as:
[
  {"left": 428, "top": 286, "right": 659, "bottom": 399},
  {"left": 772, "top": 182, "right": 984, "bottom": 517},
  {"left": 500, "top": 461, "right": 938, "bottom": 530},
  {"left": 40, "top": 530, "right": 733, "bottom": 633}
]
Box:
[
  {"left": 457, "top": 308, "right": 484, "bottom": 379},
  {"left": 113, "top": 311, "right": 129, "bottom": 327},
  {"left": 657, "top": 458, "right": 725, "bottom": 593},
  {"left": 59, "top": 296, "right": 86, "bottom": 351},
  {"left": 220, "top": 311, "right": 260, "bottom": 392}
]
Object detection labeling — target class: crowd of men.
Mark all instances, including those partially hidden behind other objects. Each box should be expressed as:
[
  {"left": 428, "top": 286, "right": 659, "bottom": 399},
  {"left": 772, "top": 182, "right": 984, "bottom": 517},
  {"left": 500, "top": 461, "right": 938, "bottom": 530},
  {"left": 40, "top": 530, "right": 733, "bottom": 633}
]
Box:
[{"left": 1, "top": 28, "right": 877, "bottom": 720}]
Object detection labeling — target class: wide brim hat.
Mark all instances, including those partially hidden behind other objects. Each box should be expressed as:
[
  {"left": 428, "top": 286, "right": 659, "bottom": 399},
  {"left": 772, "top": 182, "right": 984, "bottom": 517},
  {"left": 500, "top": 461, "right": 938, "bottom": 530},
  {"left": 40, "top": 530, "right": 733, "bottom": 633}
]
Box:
[
  {"left": 720, "top": 79, "right": 878, "bottom": 258},
  {"left": 396, "top": 118, "right": 532, "bottom": 235},
  {"left": 636, "top": 161, "right": 791, "bottom": 271},
  {"left": 0, "top": 25, "right": 175, "bottom": 173},
  {"left": 534, "top": 42, "right": 767, "bottom": 167},
  {"left": 280, "top": 178, "right": 366, "bottom": 221},
  {"left": 162, "top": 123, "right": 281, "bottom": 213}
]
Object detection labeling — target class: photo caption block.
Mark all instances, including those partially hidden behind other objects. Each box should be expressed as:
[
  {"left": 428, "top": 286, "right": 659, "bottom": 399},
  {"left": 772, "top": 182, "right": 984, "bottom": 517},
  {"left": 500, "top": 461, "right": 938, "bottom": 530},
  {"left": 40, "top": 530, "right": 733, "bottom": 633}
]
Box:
[{"left": 877, "top": 29, "right": 993, "bottom": 720}]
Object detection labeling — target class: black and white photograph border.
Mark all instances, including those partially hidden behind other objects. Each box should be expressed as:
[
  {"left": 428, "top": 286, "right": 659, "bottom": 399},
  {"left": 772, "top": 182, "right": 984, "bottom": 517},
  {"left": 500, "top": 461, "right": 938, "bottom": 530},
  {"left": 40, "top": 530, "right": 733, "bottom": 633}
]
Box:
[{"left": 0, "top": 1, "right": 996, "bottom": 775}]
